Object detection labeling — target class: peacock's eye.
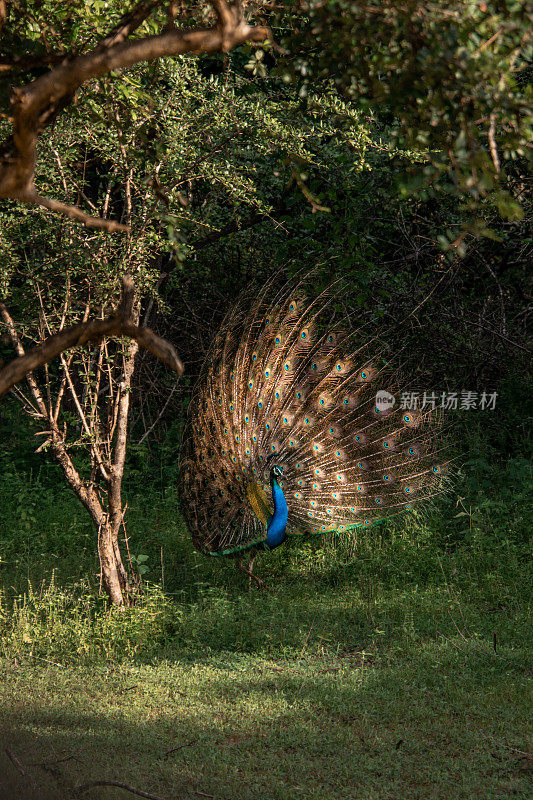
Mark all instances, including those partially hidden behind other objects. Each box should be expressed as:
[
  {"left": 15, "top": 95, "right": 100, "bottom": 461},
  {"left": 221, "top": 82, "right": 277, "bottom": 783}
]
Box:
[
  {"left": 384, "top": 474, "right": 390, "bottom": 481},
  {"left": 404, "top": 414, "right": 412, "bottom": 423},
  {"left": 289, "top": 303, "right": 295, "bottom": 311},
  {"left": 383, "top": 441, "right": 389, "bottom": 448},
  {"left": 357, "top": 485, "right": 363, "bottom": 492},
  {"left": 289, "top": 439, "right": 295, "bottom": 446},
  {"left": 244, "top": 415, "right": 250, "bottom": 423},
  {"left": 336, "top": 363, "right": 342, "bottom": 371},
  {"left": 271, "top": 445, "right": 276, "bottom": 452},
  {"left": 252, "top": 352, "right": 257, "bottom": 362},
  {"left": 364, "top": 519, "right": 371, "bottom": 526},
  {"left": 328, "top": 334, "right": 334, "bottom": 342},
  {"left": 308, "top": 511, "right": 313, "bottom": 517},
  {"left": 310, "top": 500, "right": 316, "bottom": 507},
  {"left": 230, "top": 373, "right": 234, "bottom": 381},
  {"left": 265, "top": 422, "right": 271, "bottom": 430},
  {"left": 246, "top": 448, "right": 251, "bottom": 456},
  {"left": 248, "top": 380, "right": 253, "bottom": 389},
  {"left": 265, "top": 369, "right": 270, "bottom": 378},
  {"left": 304, "top": 417, "right": 310, "bottom": 425},
  {"left": 275, "top": 391, "right": 281, "bottom": 399},
  {"left": 405, "top": 486, "right": 412, "bottom": 493},
  {"left": 258, "top": 401, "right": 263, "bottom": 409},
  {"left": 405, "top": 504, "right": 411, "bottom": 510},
  {"left": 283, "top": 417, "right": 289, "bottom": 424},
  {"left": 223, "top": 428, "right": 228, "bottom": 435},
  {"left": 335, "top": 450, "right": 341, "bottom": 457},
  {"left": 361, "top": 371, "right": 367, "bottom": 379},
  {"left": 355, "top": 434, "right": 360, "bottom": 441},
  {"left": 433, "top": 466, "right": 440, "bottom": 473},
  {"left": 375, "top": 498, "right": 382, "bottom": 504},
  {"left": 358, "top": 462, "right": 364, "bottom": 468},
  {"left": 252, "top": 434, "right": 257, "bottom": 442},
  {"left": 409, "top": 448, "right": 415, "bottom": 454},
  {"left": 343, "top": 398, "right": 349, "bottom": 405},
  {"left": 235, "top": 435, "right": 239, "bottom": 442},
  {"left": 319, "top": 398, "right": 325, "bottom": 406},
  {"left": 275, "top": 336, "right": 282, "bottom": 345},
  {"left": 229, "top": 404, "right": 234, "bottom": 412},
  {"left": 326, "top": 508, "right": 333, "bottom": 515},
  {"left": 311, "top": 362, "right": 318, "bottom": 370},
  {"left": 375, "top": 407, "right": 380, "bottom": 414},
  {"left": 301, "top": 329, "right": 308, "bottom": 339},
  {"left": 284, "top": 362, "right": 290, "bottom": 371},
  {"left": 265, "top": 317, "right": 271, "bottom": 325},
  {"left": 296, "top": 391, "right": 302, "bottom": 399}
]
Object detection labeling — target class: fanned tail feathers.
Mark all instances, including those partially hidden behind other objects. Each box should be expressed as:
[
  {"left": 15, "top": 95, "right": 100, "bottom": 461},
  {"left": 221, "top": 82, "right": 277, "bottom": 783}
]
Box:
[{"left": 179, "top": 278, "right": 450, "bottom": 555}]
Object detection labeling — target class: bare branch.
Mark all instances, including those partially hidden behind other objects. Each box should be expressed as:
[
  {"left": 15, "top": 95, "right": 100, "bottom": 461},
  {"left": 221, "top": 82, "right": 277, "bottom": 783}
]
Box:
[
  {"left": 488, "top": 113, "right": 501, "bottom": 173},
  {"left": 73, "top": 778, "right": 169, "bottom": 800},
  {"left": 0, "top": 276, "right": 184, "bottom": 397}
]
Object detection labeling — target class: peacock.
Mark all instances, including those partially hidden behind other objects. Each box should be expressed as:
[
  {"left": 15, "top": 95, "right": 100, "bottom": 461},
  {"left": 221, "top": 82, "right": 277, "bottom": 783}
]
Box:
[{"left": 179, "top": 275, "right": 448, "bottom": 588}]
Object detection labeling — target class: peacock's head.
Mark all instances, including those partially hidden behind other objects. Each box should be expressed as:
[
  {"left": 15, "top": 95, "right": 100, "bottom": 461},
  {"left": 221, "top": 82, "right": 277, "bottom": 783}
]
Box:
[{"left": 270, "top": 464, "right": 283, "bottom": 481}]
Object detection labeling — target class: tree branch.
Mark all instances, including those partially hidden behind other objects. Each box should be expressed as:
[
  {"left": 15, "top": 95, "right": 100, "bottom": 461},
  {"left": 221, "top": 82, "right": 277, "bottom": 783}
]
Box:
[
  {"left": 0, "top": 276, "right": 184, "bottom": 397},
  {"left": 0, "top": 0, "right": 271, "bottom": 232}
]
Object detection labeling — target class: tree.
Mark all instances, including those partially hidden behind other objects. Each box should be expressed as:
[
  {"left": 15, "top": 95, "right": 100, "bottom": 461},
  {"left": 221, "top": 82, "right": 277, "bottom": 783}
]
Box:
[
  {"left": 1, "top": 15, "right": 397, "bottom": 602},
  {"left": 282, "top": 0, "right": 531, "bottom": 251},
  {"left": 0, "top": 0, "right": 271, "bottom": 231}
]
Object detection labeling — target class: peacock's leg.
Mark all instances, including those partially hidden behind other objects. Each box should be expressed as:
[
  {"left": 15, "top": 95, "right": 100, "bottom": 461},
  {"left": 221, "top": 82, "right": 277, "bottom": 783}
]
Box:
[{"left": 238, "top": 553, "right": 268, "bottom": 592}]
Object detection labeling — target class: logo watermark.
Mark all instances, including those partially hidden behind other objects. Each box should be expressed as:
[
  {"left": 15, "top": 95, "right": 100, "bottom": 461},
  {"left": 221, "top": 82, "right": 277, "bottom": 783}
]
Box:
[
  {"left": 376, "top": 390, "right": 498, "bottom": 411},
  {"left": 375, "top": 389, "right": 396, "bottom": 413}
]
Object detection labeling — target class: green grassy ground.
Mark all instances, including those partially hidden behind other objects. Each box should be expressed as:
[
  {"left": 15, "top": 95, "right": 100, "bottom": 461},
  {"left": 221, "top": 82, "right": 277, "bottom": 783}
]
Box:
[
  {"left": 1, "top": 519, "right": 531, "bottom": 800},
  {"left": 0, "top": 398, "right": 531, "bottom": 799}
]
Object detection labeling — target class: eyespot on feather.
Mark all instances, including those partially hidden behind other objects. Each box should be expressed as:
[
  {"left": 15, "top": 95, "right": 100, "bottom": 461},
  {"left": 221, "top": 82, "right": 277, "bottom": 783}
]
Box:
[
  {"left": 340, "top": 395, "right": 358, "bottom": 409},
  {"left": 327, "top": 424, "right": 343, "bottom": 438},
  {"left": 309, "top": 357, "right": 329, "bottom": 374},
  {"left": 317, "top": 392, "right": 334, "bottom": 411},
  {"left": 402, "top": 411, "right": 422, "bottom": 428}
]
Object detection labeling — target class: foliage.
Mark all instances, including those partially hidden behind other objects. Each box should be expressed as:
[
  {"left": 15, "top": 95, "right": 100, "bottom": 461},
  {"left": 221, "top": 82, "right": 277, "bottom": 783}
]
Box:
[{"left": 280, "top": 0, "right": 532, "bottom": 244}]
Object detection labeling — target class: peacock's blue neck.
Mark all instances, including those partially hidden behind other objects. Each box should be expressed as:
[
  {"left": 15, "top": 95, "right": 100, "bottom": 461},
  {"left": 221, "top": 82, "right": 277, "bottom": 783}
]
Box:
[{"left": 266, "top": 477, "right": 288, "bottom": 549}]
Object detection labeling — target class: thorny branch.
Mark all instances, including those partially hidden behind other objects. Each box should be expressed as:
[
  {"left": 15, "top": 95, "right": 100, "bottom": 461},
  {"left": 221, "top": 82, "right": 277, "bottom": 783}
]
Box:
[{"left": 0, "top": 0, "right": 271, "bottom": 232}]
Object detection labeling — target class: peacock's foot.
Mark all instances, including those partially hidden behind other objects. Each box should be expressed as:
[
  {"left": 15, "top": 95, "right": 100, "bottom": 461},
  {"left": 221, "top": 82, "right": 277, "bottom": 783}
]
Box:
[{"left": 238, "top": 557, "right": 269, "bottom": 592}]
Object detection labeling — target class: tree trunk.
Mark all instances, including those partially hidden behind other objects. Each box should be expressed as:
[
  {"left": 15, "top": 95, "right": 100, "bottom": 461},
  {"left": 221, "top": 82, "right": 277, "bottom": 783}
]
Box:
[{"left": 98, "top": 516, "right": 128, "bottom": 607}]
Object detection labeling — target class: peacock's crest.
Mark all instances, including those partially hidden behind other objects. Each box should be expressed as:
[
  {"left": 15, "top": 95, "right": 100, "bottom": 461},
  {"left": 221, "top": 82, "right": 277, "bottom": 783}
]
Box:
[{"left": 179, "top": 277, "right": 449, "bottom": 555}]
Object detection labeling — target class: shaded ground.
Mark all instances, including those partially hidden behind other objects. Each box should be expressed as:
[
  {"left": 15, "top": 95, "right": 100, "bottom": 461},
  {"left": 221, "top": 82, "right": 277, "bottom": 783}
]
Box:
[{"left": 1, "top": 580, "right": 531, "bottom": 800}]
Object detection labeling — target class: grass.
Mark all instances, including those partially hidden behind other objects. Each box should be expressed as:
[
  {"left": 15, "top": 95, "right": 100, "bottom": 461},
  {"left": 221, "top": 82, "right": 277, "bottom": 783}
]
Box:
[
  {"left": 1, "top": 526, "right": 531, "bottom": 799},
  {"left": 0, "top": 396, "right": 531, "bottom": 799}
]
